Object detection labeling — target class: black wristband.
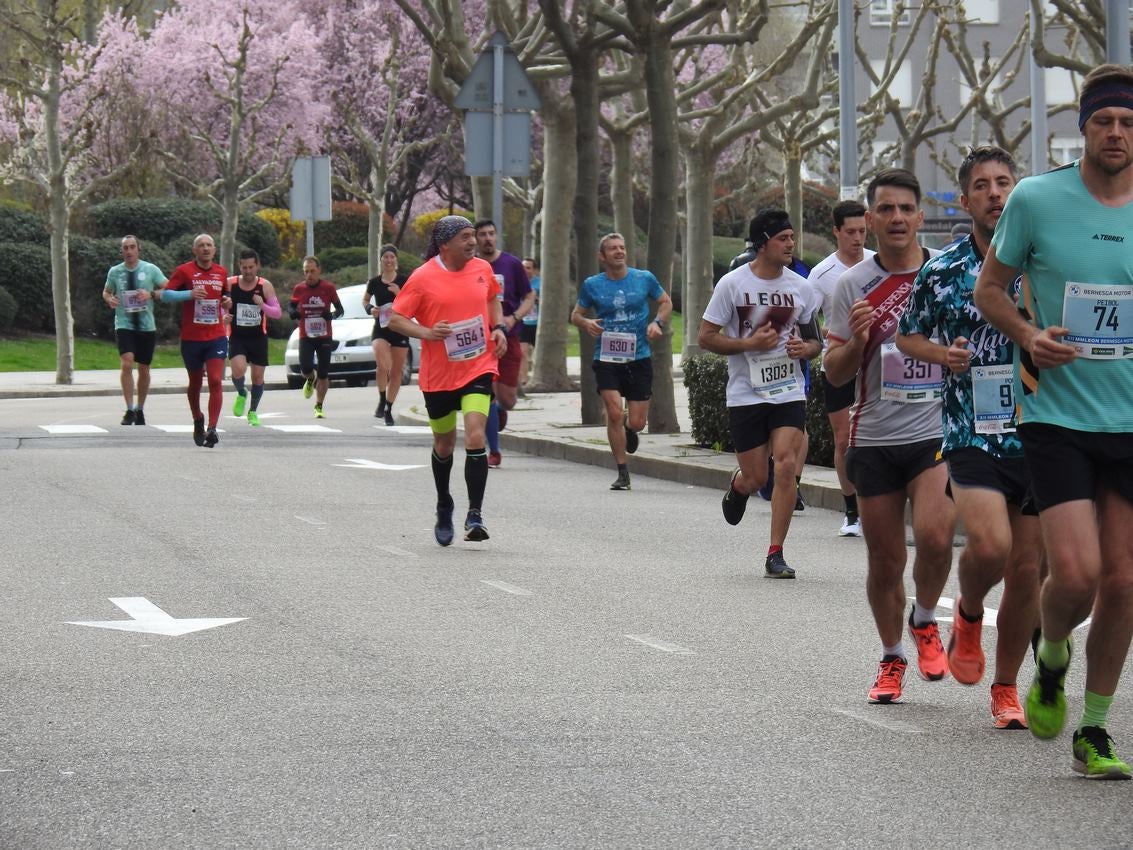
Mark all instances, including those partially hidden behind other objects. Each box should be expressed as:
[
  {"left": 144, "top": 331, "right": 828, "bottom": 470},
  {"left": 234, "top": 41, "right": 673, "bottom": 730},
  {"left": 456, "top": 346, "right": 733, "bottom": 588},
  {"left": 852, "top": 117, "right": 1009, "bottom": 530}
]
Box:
[{"left": 493, "top": 323, "right": 507, "bottom": 333}]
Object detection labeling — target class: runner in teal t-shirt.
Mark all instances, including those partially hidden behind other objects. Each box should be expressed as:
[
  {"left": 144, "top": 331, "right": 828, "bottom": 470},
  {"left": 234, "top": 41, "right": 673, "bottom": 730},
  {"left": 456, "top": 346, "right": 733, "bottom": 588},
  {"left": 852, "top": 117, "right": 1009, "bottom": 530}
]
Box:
[{"left": 974, "top": 64, "right": 1133, "bottom": 780}]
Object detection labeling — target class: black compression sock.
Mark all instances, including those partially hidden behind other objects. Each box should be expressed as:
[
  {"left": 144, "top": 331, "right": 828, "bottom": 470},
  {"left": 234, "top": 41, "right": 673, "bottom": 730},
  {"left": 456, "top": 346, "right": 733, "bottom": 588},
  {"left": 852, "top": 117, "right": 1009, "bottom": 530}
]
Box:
[{"left": 465, "top": 449, "right": 489, "bottom": 511}]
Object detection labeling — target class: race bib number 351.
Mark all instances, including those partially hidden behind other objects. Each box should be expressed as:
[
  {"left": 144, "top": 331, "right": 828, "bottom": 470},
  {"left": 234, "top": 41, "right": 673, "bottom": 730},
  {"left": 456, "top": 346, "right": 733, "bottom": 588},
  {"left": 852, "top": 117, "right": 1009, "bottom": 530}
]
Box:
[
  {"left": 880, "top": 342, "right": 942, "bottom": 403},
  {"left": 1061, "top": 282, "right": 1133, "bottom": 360}
]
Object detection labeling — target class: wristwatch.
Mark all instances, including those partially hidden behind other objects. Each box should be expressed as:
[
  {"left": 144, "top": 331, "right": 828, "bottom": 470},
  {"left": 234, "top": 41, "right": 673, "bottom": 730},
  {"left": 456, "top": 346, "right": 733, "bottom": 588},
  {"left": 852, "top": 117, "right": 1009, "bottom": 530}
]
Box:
[
  {"left": 493, "top": 323, "right": 507, "bottom": 333},
  {"left": 653, "top": 318, "right": 664, "bottom": 329}
]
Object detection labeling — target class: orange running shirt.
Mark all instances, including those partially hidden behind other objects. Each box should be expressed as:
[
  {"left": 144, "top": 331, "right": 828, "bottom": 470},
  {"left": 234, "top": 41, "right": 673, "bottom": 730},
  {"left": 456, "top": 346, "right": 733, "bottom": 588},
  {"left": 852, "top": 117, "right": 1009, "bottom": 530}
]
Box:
[{"left": 393, "top": 256, "right": 501, "bottom": 392}]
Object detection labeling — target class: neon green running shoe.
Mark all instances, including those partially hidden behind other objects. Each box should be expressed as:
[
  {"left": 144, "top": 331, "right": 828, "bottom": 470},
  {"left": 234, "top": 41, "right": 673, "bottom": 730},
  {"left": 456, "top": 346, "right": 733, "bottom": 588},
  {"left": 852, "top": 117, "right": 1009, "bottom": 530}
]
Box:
[
  {"left": 1073, "top": 726, "right": 1132, "bottom": 780},
  {"left": 232, "top": 393, "right": 247, "bottom": 417},
  {"left": 302, "top": 377, "right": 314, "bottom": 399},
  {"left": 247, "top": 410, "right": 260, "bottom": 427},
  {"left": 314, "top": 403, "right": 325, "bottom": 419},
  {"left": 1026, "top": 640, "right": 1071, "bottom": 740}
]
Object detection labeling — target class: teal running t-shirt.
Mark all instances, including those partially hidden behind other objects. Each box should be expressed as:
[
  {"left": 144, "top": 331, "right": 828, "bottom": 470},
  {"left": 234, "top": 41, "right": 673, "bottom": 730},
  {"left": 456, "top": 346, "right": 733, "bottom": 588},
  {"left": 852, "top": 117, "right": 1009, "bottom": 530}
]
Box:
[
  {"left": 104, "top": 260, "right": 167, "bottom": 332},
  {"left": 990, "top": 161, "right": 1133, "bottom": 432}
]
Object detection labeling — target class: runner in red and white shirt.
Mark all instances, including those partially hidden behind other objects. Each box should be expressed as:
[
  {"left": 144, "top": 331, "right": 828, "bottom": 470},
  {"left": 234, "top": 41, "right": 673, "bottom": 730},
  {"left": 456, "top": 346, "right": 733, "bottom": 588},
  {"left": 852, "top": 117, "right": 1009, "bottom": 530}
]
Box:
[
  {"left": 160, "top": 233, "right": 231, "bottom": 447},
  {"left": 824, "top": 168, "right": 954, "bottom": 706},
  {"left": 389, "top": 215, "right": 506, "bottom": 547},
  {"left": 287, "top": 256, "right": 344, "bottom": 419}
]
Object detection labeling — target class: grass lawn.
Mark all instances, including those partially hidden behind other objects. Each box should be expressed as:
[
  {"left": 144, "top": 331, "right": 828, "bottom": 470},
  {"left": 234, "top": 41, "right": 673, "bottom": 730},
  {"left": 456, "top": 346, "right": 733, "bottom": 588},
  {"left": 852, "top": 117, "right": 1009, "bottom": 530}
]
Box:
[
  {"left": 0, "top": 335, "right": 288, "bottom": 371},
  {"left": 565, "top": 312, "right": 684, "bottom": 357}
]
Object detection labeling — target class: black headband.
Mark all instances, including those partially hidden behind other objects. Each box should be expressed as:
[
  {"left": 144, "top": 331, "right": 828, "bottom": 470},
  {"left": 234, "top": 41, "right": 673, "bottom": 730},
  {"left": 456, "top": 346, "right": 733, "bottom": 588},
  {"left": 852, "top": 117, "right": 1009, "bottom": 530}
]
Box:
[{"left": 1079, "top": 81, "right": 1133, "bottom": 129}]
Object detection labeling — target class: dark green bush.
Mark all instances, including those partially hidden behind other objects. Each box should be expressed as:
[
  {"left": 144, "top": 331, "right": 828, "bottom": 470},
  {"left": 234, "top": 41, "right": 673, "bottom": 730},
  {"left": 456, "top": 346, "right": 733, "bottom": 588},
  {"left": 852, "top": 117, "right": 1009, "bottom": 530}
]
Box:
[
  {"left": 68, "top": 236, "right": 177, "bottom": 340},
  {"left": 313, "top": 200, "right": 370, "bottom": 249},
  {"left": 684, "top": 351, "right": 835, "bottom": 468},
  {"left": 329, "top": 263, "right": 370, "bottom": 287},
  {"left": 0, "top": 204, "right": 49, "bottom": 243},
  {"left": 319, "top": 246, "right": 369, "bottom": 273},
  {"left": 0, "top": 286, "right": 17, "bottom": 331},
  {"left": 0, "top": 242, "right": 52, "bottom": 331},
  {"left": 87, "top": 198, "right": 280, "bottom": 266}
]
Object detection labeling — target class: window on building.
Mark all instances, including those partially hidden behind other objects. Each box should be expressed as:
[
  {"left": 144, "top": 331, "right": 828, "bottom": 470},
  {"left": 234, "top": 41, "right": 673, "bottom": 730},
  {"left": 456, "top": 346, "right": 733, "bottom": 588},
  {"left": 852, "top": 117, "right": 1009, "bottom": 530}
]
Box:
[
  {"left": 962, "top": 0, "right": 1000, "bottom": 23},
  {"left": 871, "top": 59, "right": 913, "bottom": 105},
  {"left": 1050, "top": 136, "right": 1084, "bottom": 165},
  {"left": 1044, "top": 67, "right": 1079, "bottom": 105},
  {"left": 870, "top": 1, "right": 911, "bottom": 26}
]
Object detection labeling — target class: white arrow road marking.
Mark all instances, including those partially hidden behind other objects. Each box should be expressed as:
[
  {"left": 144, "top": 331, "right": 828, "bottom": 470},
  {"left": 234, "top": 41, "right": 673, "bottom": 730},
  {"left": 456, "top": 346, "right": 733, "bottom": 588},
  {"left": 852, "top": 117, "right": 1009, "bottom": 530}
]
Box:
[
  {"left": 373, "top": 425, "right": 433, "bottom": 435},
  {"left": 624, "top": 634, "right": 694, "bottom": 654},
  {"left": 936, "top": 596, "right": 1092, "bottom": 631},
  {"left": 480, "top": 580, "right": 533, "bottom": 596},
  {"left": 68, "top": 597, "right": 245, "bottom": 637},
  {"left": 266, "top": 424, "right": 341, "bottom": 433},
  {"left": 41, "top": 425, "right": 107, "bottom": 434},
  {"left": 334, "top": 458, "right": 425, "bottom": 471}
]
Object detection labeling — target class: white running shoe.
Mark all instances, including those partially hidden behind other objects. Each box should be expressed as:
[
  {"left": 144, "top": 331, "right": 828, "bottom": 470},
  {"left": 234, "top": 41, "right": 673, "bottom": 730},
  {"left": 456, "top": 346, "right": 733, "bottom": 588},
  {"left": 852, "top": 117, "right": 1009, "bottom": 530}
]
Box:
[{"left": 839, "top": 515, "right": 862, "bottom": 537}]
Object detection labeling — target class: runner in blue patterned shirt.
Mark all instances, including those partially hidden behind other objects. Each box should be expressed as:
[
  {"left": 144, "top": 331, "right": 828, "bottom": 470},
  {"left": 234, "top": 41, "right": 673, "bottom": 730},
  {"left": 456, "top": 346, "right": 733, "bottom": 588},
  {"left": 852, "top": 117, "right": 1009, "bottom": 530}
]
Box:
[{"left": 896, "top": 146, "right": 1041, "bottom": 730}]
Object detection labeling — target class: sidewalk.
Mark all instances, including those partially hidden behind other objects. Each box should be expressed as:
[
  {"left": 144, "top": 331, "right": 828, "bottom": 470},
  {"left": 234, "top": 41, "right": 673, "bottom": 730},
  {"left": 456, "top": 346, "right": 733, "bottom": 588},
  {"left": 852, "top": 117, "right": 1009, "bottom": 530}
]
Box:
[{"left": 0, "top": 361, "right": 846, "bottom": 511}]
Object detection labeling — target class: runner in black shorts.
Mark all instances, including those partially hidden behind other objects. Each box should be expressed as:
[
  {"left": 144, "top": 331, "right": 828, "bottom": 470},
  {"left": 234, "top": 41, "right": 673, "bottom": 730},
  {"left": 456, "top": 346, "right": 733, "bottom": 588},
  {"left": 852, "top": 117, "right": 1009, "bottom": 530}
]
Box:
[
  {"left": 365, "top": 244, "right": 409, "bottom": 426},
  {"left": 227, "top": 250, "right": 281, "bottom": 427}
]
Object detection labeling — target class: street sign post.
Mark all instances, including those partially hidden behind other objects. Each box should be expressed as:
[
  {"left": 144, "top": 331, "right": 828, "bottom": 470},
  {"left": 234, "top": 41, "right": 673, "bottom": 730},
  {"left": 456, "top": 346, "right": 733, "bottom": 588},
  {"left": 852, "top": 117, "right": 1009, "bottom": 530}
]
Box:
[
  {"left": 290, "top": 155, "right": 333, "bottom": 258},
  {"left": 455, "top": 31, "right": 541, "bottom": 248}
]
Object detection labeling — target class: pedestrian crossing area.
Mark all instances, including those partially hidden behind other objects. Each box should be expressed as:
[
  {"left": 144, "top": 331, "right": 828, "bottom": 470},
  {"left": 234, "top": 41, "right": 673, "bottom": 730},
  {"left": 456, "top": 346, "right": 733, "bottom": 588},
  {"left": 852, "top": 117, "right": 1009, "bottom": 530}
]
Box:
[{"left": 37, "top": 421, "right": 433, "bottom": 437}]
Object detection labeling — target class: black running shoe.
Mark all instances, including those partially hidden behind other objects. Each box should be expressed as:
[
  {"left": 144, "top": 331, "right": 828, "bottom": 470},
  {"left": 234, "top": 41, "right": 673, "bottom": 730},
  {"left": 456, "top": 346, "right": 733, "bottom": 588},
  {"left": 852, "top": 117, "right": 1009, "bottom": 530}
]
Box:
[
  {"left": 193, "top": 415, "right": 206, "bottom": 446},
  {"left": 203, "top": 428, "right": 219, "bottom": 448},
  {"left": 464, "top": 509, "right": 490, "bottom": 541},
  {"left": 435, "top": 500, "right": 454, "bottom": 547},
  {"left": 610, "top": 471, "right": 631, "bottom": 491},
  {"left": 374, "top": 402, "right": 384, "bottom": 418},
  {"left": 625, "top": 425, "right": 639, "bottom": 454},
  {"left": 121, "top": 409, "right": 136, "bottom": 426},
  {"left": 133, "top": 410, "right": 145, "bottom": 426},
  {"left": 384, "top": 410, "right": 395, "bottom": 426},
  {"left": 721, "top": 469, "right": 749, "bottom": 525},
  {"left": 794, "top": 488, "right": 806, "bottom": 512},
  {"left": 765, "top": 551, "right": 796, "bottom": 579}
]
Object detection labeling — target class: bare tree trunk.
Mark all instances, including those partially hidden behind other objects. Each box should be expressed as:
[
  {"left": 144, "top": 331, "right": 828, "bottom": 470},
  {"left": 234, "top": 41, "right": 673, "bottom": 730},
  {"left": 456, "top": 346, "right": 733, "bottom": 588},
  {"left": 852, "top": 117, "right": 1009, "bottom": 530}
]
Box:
[
  {"left": 608, "top": 123, "right": 637, "bottom": 263},
  {"left": 530, "top": 96, "right": 576, "bottom": 393},
  {"left": 783, "top": 141, "right": 804, "bottom": 258},
  {"left": 640, "top": 32, "right": 679, "bottom": 434},
  {"left": 682, "top": 141, "right": 714, "bottom": 360},
  {"left": 367, "top": 160, "right": 387, "bottom": 277},
  {"left": 49, "top": 190, "right": 74, "bottom": 385}
]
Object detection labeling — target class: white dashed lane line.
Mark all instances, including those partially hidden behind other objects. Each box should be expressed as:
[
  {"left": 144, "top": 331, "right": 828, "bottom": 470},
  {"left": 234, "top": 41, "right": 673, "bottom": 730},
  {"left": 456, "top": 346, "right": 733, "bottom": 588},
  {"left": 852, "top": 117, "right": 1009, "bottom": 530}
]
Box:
[
  {"left": 480, "top": 580, "right": 533, "bottom": 596},
  {"left": 624, "top": 634, "right": 694, "bottom": 655}
]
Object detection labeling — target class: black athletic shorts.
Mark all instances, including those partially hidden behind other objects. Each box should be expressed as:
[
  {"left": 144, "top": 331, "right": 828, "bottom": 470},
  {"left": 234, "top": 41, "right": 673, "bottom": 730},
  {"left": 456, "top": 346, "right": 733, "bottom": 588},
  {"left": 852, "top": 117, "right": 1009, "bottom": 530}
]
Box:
[
  {"left": 822, "top": 371, "right": 855, "bottom": 414},
  {"left": 299, "top": 337, "right": 335, "bottom": 379},
  {"left": 593, "top": 358, "right": 653, "bottom": 402},
  {"left": 945, "top": 447, "right": 1035, "bottom": 513},
  {"left": 1018, "top": 422, "right": 1133, "bottom": 511},
  {"left": 423, "top": 373, "right": 495, "bottom": 421},
  {"left": 727, "top": 401, "right": 806, "bottom": 453},
  {"left": 846, "top": 438, "right": 944, "bottom": 498},
  {"left": 229, "top": 334, "right": 269, "bottom": 367},
  {"left": 116, "top": 329, "right": 156, "bottom": 365},
  {"left": 372, "top": 324, "right": 409, "bottom": 348},
  {"left": 519, "top": 324, "right": 537, "bottom": 345}
]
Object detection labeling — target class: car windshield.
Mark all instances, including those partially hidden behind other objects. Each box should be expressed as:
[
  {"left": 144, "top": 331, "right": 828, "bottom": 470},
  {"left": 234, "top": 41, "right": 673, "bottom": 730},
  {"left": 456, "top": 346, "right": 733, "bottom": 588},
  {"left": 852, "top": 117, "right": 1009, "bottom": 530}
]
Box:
[{"left": 338, "top": 284, "right": 373, "bottom": 320}]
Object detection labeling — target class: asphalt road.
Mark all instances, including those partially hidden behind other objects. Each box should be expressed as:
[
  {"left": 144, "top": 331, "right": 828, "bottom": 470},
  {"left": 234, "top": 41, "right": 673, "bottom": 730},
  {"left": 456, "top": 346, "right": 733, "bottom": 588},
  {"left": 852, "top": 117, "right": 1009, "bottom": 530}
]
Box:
[{"left": 1, "top": 390, "right": 1130, "bottom": 849}]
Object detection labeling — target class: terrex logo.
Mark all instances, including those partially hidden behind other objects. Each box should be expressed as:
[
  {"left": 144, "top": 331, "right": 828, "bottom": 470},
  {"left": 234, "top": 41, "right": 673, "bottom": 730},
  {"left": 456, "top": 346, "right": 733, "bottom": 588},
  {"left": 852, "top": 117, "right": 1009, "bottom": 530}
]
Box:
[{"left": 1092, "top": 233, "right": 1125, "bottom": 242}]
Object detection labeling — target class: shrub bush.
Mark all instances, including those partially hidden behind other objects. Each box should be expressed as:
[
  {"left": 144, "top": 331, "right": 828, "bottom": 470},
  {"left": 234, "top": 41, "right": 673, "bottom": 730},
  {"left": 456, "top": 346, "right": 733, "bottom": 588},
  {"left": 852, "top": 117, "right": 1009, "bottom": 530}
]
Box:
[
  {"left": 0, "top": 286, "right": 17, "bottom": 331},
  {"left": 0, "top": 204, "right": 49, "bottom": 243},
  {"left": 313, "top": 200, "right": 371, "bottom": 249},
  {"left": 328, "top": 263, "right": 370, "bottom": 287},
  {"left": 684, "top": 351, "right": 835, "bottom": 468},
  {"left": 319, "top": 246, "right": 369, "bottom": 273},
  {"left": 86, "top": 198, "right": 280, "bottom": 266},
  {"left": 0, "top": 242, "right": 52, "bottom": 331},
  {"left": 258, "top": 207, "right": 305, "bottom": 263}
]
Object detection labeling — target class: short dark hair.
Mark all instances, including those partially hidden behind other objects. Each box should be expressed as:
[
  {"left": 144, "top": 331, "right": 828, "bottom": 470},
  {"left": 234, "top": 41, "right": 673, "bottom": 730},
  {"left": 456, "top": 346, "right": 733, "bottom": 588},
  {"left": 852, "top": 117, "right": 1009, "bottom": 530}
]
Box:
[
  {"left": 239, "top": 249, "right": 260, "bottom": 264},
  {"left": 831, "top": 201, "right": 867, "bottom": 229},
  {"left": 473, "top": 219, "right": 495, "bottom": 232},
  {"left": 302, "top": 255, "right": 320, "bottom": 269},
  {"left": 866, "top": 168, "right": 921, "bottom": 206},
  {"left": 1081, "top": 63, "right": 1133, "bottom": 105},
  {"left": 523, "top": 257, "right": 539, "bottom": 268},
  {"left": 957, "top": 145, "right": 1018, "bottom": 195}
]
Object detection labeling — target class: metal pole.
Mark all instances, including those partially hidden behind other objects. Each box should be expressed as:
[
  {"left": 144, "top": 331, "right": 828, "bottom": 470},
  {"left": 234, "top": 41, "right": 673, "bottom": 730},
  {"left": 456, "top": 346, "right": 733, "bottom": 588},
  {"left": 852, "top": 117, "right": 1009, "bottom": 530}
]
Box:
[
  {"left": 838, "top": 0, "right": 858, "bottom": 200},
  {"left": 1107, "top": 0, "right": 1131, "bottom": 65},
  {"left": 492, "top": 37, "right": 505, "bottom": 247},
  {"left": 1030, "top": 7, "right": 1048, "bottom": 174},
  {"left": 306, "top": 157, "right": 316, "bottom": 258}
]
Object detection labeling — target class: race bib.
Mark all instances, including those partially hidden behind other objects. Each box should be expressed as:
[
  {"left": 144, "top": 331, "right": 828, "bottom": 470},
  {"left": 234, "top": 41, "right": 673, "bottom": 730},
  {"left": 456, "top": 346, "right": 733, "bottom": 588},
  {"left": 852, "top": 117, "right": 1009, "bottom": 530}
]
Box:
[
  {"left": 1061, "top": 282, "right": 1133, "bottom": 360},
  {"left": 235, "top": 302, "right": 261, "bottom": 327},
  {"left": 193, "top": 298, "right": 220, "bottom": 325},
  {"left": 879, "top": 342, "right": 942, "bottom": 403},
  {"left": 379, "top": 304, "right": 392, "bottom": 329},
  {"left": 121, "top": 289, "right": 147, "bottom": 313},
  {"left": 444, "top": 316, "right": 487, "bottom": 361},
  {"left": 304, "top": 316, "right": 328, "bottom": 337},
  {"left": 598, "top": 331, "right": 637, "bottom": 363},
  {"left": 747, "top": 354, "right": 800, "bottom": 400},
  {"left": 523, "top": 304, "right": 539, "bottom": 326},
  {"left": 971, "top": 364, "right": 1016, "bottom": 434}
]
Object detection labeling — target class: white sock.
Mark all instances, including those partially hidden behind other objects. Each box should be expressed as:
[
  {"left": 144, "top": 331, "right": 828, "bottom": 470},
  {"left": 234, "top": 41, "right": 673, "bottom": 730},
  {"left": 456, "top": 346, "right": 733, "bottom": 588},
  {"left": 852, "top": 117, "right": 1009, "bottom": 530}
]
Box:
[
  {"left": 912, "top": 602, "right": 937, "bottom": 627},
  {"left": 882, "top": 642, "right": 905, "bottom": 659}
]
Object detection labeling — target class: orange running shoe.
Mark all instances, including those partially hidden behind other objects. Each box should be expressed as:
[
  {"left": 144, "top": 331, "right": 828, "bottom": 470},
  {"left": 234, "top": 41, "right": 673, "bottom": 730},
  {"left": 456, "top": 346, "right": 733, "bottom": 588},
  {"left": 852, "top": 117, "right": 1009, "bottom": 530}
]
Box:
[
  {"left": 990, "top": 683, "right": 1027, "bottom": 730},
  {"left": 908, "top": 609, "right": 949, "bottom": 681},
  {"left": 868, "top": 655, "right": 908, "bottom": 704},
  {"left": 947, "top": 598, "right": 985, "bottom": 685}
]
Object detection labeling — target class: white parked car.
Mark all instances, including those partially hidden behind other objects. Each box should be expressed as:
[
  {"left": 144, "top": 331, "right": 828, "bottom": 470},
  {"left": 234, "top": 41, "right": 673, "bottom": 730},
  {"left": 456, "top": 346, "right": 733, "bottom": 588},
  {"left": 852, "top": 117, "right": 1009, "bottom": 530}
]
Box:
[{"left": 284, "top": 283, "right": 420, "bottom": 389}]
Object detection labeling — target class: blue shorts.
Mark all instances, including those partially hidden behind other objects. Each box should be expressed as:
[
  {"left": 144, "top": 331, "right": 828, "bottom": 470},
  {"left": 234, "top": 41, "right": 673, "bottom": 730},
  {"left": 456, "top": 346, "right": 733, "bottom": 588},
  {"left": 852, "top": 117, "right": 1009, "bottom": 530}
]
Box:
[{"left": 181, "top": 337, "right": 228, "bottom": 371}]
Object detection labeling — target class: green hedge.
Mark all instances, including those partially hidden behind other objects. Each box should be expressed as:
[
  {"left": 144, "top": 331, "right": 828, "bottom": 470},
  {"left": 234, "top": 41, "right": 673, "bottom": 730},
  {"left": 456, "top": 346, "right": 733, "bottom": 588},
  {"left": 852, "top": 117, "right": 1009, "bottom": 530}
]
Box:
[
  {"left": 87, "top": 198, "right": 281, "bottom": 266},
  {"left": 0, "top": 242, "right": 52, "bottom": 331},
  {"left": 0, "top": 286, "right": 17, "bottom": 331},
  {"left": 0, "top": 205, "right": 49, "bottom": 243},
  {"left": 683, "top": 351, "right": 834, "bottom": 467},
  {"left": 319, "top": 246, "right": 368, "bottom": 273},
  {"left": 313, "top": 200, "right": 370, "bottom": 250}
]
